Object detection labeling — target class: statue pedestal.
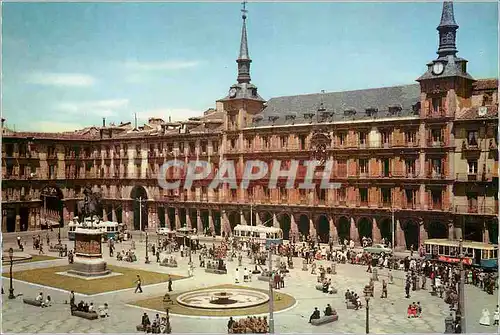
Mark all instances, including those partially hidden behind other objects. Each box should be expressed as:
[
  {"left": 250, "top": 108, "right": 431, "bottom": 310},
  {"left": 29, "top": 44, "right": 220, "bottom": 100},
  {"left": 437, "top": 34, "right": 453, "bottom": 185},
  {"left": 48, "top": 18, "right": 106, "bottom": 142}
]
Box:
[{"left": 67, "top": 228, "right": 110, "bottom": 277}]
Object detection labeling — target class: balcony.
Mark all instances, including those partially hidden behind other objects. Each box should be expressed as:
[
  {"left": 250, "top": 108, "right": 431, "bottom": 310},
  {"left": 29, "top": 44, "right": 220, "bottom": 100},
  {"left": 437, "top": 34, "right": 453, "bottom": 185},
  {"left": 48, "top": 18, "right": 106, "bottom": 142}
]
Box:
[
  {"left": 454, "top": 205, "right": 496, "bottom": 215},
  {"left": 427, "top": 139, "right": 444, "bottom": 147},
  {"left": 462, "top": 140, "right": 481, "bottom": 152},
  {"left": 426, "top": 110, "right": 447, "bottom": 118},
  {"left": 428, "top": 170, "right": 444, "bottom": 179},
  {"left": 401, "top": 201, "right": 419, "bottom": 210},
  {"left": 428, "top": 202, "right": 443, "bottom": 211},
  {"left": 455, "top": 173, "right": 491, "bottom": 182}
]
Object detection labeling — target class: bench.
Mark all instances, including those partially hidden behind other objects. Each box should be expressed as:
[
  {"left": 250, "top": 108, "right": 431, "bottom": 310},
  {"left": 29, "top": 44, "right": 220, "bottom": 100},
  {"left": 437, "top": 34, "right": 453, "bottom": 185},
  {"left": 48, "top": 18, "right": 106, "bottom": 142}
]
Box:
[
  {"left": 72, "top": 310, "right": 99, "bottom": 320},
  {"left": 23, "top": 298, "right": 42, "bottom": 307},
  {"left": 160, "top": 263, "right": 178, "bottom": 268},
  {"left": 311, "top": 314, "right": 339, "bottom": 326},
  {"left": 205, "top": 268, "right": 227, "bottom": 275},
  {"left": 346, "top": 301, "right": 359, "bottom": 310}
]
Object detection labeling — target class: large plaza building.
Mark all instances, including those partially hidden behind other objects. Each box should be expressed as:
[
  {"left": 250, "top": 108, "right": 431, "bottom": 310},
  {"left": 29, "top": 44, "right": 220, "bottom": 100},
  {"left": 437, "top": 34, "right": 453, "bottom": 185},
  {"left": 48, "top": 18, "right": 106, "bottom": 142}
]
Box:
[{"left": 1, "top": 2, "right": 498, "bottom": 249}]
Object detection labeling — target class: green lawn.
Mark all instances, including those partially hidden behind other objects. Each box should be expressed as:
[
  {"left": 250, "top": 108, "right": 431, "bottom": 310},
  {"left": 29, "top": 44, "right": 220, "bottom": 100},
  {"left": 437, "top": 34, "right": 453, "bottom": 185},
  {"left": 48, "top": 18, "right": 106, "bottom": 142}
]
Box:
[
  {"left": 130, "top": 284, "right": 296, "bottom": 317},
  {"left": 3, "top": 265, "right": 184, "bottom": 295}
]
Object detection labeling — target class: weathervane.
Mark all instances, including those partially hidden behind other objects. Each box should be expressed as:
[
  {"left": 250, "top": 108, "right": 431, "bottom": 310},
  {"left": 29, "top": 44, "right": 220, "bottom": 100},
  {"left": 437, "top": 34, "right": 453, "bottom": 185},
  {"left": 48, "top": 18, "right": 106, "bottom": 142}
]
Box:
[{"left": 241, "top": 0, "right": 248, "bottom": 18}]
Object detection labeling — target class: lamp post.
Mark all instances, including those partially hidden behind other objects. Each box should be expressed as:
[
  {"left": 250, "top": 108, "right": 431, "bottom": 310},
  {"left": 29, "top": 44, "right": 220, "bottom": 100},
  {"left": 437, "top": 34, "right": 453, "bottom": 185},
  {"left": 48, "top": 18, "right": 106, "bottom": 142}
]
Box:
[
  {"left": 363, "top": 284, "right": 372, "bottom": 334},
  {"left": 162, "top": 296, "right": 172, "bottom": 334},
  {"left": 8, "top": 248, "right": 15, "bottom": 299},
  {"left": 268, "top": 248, "right": 275, "bottom": 333},
  {"left": 145, "top": 231, "right": 150, "bottom": 264}
]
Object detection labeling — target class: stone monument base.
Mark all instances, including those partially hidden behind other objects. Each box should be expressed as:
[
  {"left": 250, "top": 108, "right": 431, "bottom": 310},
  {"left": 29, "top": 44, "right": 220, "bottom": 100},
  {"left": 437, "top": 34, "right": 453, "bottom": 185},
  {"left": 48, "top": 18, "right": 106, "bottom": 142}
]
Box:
[{"left": 67, "top": 257, "right": 111, "bottom": 277}]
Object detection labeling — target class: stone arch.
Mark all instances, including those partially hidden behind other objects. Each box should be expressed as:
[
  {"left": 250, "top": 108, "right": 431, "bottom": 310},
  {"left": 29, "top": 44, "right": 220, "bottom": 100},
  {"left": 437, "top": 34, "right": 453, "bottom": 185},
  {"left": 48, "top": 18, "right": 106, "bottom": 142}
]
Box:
[
  {"left": 464, "top": 218, "right": 483, "bottom": 242},
  {"left": 316, "top": 214, "right": 330, "bottom": 243},
  {"left": 200, "top": 210, "right": 210, "bottom": 234},
  {"left": 189, "top": 209, "right": 198, "bottom": 230},
  {"left": 40, "top": 185, "right": 64, "bottom": 229},
  {"left": 227, "top": 211, "right": 240, "bottom": 231},
  {"left": 379, "top": 218, "right": 392, "bottom": 244},
  {"left": 487, "top": 218, "right": 498, "bottom": 244},
  {"left": 167, "top": 207, "right": 176, "bottom": 230},
  {"left": 357, "top": 217, "right": 372, "bottom": 239},
  {"left": 260, "top": 211, "right": 273, "bottom": 227},
  {"left": 131, "top": 186, "right": 148, "bottom": 230},
  {"left": 278, "top": 213, "right": 291, "bottom": 240},
  {"left": 427, "top": 221, "right": 447, "bottom": 239},
  {"left": 298, "top": 214, "right": 309, "bottom": 237},
  {"left": 337, "top": 216, "right": 350, "bottom": 243},
  {"left": 403, "top": 220, "right": 419, "bottom": 250},
  {"left": 128, "top": 185, "right": 152, "bottom": 201},
  {"left": 213, "top": 210, "right": 221, "bottom": 236}
]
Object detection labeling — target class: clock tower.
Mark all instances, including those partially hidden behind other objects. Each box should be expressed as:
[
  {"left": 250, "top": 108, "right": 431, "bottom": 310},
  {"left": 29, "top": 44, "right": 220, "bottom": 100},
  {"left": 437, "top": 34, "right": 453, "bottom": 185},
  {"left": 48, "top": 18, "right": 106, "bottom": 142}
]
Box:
[
  {"left": 417, "top": 1, "right": 475, "bottom": 118},
  {"left": 218, "top": 1, "right": 265, "bottom": 131}
]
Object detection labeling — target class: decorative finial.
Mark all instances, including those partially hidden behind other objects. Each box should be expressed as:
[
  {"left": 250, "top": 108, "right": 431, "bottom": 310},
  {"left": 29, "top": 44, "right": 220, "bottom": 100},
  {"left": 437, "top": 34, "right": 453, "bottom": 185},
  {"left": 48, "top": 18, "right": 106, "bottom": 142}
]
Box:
[{"left": 241, "top": 0, "right": 248, "bottom": 19}]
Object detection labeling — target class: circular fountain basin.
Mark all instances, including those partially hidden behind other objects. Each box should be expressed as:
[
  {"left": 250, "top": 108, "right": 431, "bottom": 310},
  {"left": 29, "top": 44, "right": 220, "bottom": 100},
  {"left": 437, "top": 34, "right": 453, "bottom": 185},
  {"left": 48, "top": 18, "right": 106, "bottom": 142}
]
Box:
[{"left": 176, "top": 289, "right": 269, "bottom": 309}]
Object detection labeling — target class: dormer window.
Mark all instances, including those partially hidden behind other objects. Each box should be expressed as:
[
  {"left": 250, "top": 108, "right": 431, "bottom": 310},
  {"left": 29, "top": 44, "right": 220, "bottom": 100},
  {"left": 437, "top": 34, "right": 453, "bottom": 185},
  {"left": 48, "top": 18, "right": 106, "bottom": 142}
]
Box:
[
  {"left": 388, "top": 106, "right": 402, "bottom": 115},
  {"left": 344, "top": 109, "right": 356, "bottom": 116},
  {"left": 366, "top": 108, "right": 378, "bottom": 117},
  {"left": 412, "top": 102, "right": 421, "bottom": 115}
]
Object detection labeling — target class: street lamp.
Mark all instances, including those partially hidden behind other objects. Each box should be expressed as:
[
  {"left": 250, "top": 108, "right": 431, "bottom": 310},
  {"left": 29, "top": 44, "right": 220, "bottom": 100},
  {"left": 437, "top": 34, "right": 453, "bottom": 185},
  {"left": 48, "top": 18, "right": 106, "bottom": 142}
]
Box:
[
  {"left": 8, "top": 248, "right": 15, "bottom": 299},
  {"left": 145, "top": 231, "right": 150, "bottom": 264},
  {"left": 162, "top": 295, "right": 172, "bottom": 334},
  {"left": 363, "top": 284, "right": 372, "bottom": 334}
]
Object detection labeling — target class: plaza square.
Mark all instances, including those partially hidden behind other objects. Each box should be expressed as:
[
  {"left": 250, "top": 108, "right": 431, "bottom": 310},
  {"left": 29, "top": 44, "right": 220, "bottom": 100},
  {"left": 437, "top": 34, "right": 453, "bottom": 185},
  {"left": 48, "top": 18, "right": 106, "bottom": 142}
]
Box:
[{"left": 1, "top": 1, "right": 498, "bottom": 334}]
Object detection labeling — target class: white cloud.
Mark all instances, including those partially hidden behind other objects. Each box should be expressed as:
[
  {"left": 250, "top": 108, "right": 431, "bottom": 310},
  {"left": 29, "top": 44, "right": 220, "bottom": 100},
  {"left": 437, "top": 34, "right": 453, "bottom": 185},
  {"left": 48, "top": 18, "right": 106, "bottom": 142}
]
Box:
[
  {"left": 26, "top": 72, "right": 96, "bottom": 87},
  {"left": 55, "top": 99, "right": 129, "bottom": 117},
  {"left": 27, "top": 121, "right": 85, "bottom": 132},
  {"left": 136, "top": 108, "right": 202, "bottom": 121},
  {"left": 124, "top": 60, "right": 200, "bottom": 71}
]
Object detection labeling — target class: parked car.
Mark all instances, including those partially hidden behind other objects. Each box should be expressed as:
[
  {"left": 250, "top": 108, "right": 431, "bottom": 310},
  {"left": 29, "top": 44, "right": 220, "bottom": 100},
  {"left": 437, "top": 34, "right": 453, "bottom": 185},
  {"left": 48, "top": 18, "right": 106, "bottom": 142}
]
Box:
[{"left": 363, "top": 244, "right": 392, "bottom": 255}]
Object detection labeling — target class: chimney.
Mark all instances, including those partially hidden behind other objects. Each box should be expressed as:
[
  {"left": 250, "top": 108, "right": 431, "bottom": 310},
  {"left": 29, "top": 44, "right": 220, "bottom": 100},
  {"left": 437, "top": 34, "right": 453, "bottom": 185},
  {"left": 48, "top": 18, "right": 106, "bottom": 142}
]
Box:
[
  {"left": 102, "top": 117, "right": 106, "bottom": 127},
  {"left": 169, "top": 116, "right": 172, "bottom": 122}
]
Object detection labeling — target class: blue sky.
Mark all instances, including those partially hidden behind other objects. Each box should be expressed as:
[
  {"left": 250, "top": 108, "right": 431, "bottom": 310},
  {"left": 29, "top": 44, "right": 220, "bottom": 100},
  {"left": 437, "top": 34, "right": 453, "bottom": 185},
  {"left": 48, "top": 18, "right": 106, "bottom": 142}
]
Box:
[{"left": 2, "top": 1, "right": 498, "bottom": 132}]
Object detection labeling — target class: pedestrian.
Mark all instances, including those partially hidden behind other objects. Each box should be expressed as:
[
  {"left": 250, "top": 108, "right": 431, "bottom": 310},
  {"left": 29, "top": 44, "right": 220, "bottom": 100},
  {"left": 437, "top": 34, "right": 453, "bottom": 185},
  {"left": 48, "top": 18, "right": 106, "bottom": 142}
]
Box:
[
  {"left": 421, "top": 274, "right": 426, "bottom": 290},
  {"left": 388, "top": 269, "right": 394, "bottom": 284},
  {"left": 405, "top": 280, "right": 411, "bottom": 299},
  {"left": 168, "top": 276, "right": 173, "bottom": 292},
  {"left": 69, "top": 290, "right": 75, "bottom": 307},
  {"left": 494, "top": 305, "right": 499, "bottom": 326},
  {"left": 381, "top": 280, "right": 388, "bottom": 298},
  {"left": 135, "top": 275, "right": 143, "bottom": 293},
  {"left": 156, "top": 250, "right": 160, "bottom": 263}
]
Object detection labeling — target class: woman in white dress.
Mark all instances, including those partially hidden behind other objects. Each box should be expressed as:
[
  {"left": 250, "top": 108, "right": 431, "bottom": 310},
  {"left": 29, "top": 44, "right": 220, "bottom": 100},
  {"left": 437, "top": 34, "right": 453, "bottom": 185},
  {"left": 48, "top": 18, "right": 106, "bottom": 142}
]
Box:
[{"left": 479, "top": 308, "right": 491, "bottom": 326}]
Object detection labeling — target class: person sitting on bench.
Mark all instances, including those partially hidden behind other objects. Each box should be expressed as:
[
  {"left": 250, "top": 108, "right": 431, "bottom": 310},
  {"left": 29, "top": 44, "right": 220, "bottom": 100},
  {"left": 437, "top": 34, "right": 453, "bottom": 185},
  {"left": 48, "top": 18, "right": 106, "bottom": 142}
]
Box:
[
  {"left": 77, "top": 301, "right": 85, "bottom": 311},
  {"left": 36, "top": 292, "right": 44, "bottom": 303},
  {"left": 141, "top": 312, "right": 151, "bottom": 328},
  {"left": 309, "top": 307, "right": 320, "bottom": 323},
  {"left": 42, "top": 295, "right": 52, "bottom": 308},
  {"left": 324, "top": 304, "right": 333, "bottom": 316}
]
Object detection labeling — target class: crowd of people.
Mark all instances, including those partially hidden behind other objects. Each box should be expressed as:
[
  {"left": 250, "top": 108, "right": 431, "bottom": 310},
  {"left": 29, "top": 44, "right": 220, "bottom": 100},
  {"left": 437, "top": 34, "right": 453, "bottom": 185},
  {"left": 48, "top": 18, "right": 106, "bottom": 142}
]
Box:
[
  {"left": 140, "top": 312, "right": 170, "bottom": 333},
  {"left": 227, "top": 316, "right": 269, "bottom": 333}
]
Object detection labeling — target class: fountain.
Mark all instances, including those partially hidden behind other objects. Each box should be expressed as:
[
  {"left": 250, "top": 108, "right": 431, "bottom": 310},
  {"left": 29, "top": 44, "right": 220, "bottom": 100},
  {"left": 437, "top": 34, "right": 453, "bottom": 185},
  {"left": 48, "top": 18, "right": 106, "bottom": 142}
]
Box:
[{"left": 177, "top": 288, "right": 269, "bottom": 309}]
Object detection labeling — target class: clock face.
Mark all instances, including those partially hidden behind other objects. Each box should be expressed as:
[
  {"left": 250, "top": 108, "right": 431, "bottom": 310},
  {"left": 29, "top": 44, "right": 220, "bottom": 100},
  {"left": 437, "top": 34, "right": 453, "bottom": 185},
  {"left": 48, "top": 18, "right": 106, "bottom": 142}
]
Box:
[
  {"left": 432, "top": 62, "right": 444, "bottom": 75},
  {"left": 229, "top": 88, "right": 237, "bottom": 98}
]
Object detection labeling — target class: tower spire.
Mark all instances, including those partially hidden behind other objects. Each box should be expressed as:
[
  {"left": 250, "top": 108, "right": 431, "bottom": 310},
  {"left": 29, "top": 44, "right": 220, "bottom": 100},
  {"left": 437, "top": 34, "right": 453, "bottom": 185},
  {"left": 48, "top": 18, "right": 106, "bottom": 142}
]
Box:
[
  {"left": 437, "top": 1, "right": 459, "bottom": 58},
  {"left": 237, "top": 0, "right": 252, "bottom": 83}
]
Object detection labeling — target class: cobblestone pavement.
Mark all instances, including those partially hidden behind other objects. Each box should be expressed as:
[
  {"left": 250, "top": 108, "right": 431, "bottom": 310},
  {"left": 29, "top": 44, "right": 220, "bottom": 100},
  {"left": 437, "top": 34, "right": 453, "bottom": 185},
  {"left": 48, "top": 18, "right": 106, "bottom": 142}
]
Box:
[{"left": 2, "top": 236, "right": 498, "bottom": 334}]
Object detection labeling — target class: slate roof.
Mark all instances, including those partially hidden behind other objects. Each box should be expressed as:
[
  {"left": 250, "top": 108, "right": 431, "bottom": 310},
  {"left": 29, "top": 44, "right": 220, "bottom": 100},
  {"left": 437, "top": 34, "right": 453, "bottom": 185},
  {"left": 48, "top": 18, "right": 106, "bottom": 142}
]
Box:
[
  {"left": 456, "top": 105, "right": 498, "bottom": 120},
  {"left": 252, "top": 84, "right": 421, "bottom": 127},
  {"left": 473, "top": 78, "right": 498, "bottom": 91}
]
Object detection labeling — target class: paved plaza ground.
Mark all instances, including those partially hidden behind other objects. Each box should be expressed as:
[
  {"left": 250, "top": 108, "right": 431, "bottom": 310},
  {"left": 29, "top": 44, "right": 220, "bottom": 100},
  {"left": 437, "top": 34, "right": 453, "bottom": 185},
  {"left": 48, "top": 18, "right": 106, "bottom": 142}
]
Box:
[{"left": 1, "top": 233, "right": 499, "bottom": 334}]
